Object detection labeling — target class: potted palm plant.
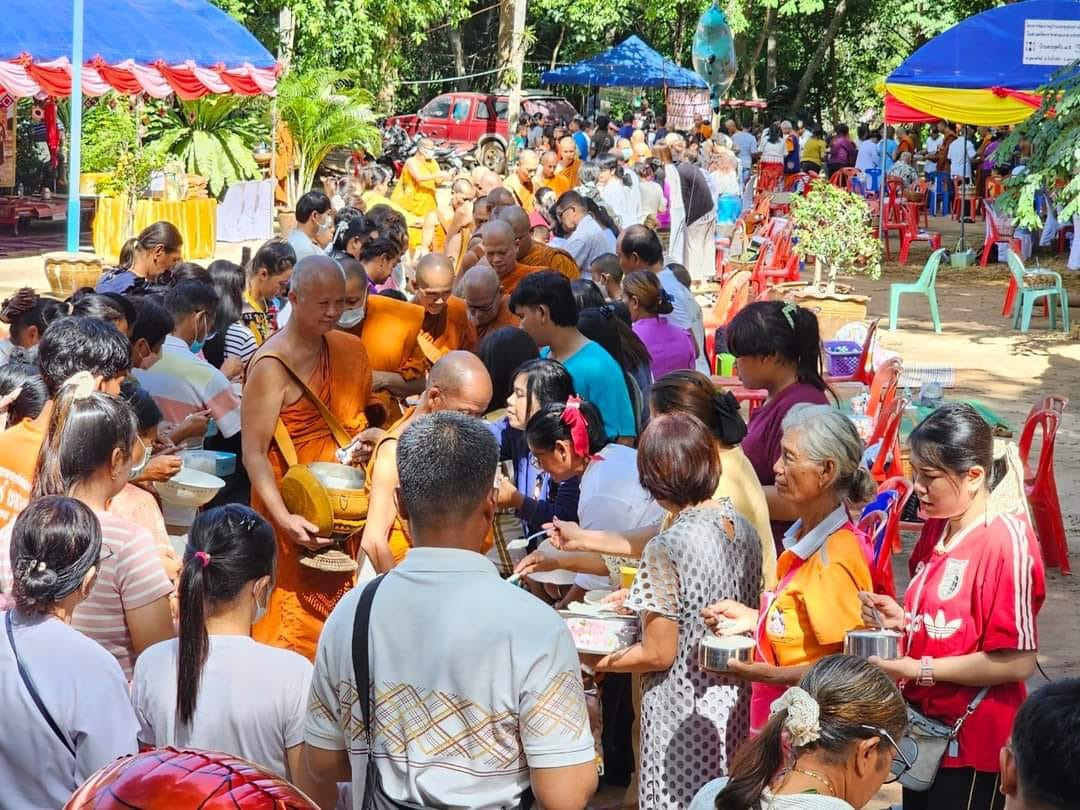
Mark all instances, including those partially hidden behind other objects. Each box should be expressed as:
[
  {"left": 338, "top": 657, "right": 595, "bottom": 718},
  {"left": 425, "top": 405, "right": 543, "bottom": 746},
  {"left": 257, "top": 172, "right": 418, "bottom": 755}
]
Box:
[
  {"left": 784, "top": 180, "right": 883, "bottom": 339},
  {"left": 275, "top": 68, "right": 381, "bottom": 229}
]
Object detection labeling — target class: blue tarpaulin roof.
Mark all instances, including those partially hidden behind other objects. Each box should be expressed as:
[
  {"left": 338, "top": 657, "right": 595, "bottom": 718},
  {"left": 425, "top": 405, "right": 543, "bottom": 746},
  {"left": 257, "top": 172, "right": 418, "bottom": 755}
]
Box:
[
  {"left": 887, "top": 0, "right": 1080, "bottom": 90},
  {"left": 542, "top": 35, "right": 707, "bottom": 89},
  {"left": 0, "top": 0, "right": 276, "bottom": 68}
]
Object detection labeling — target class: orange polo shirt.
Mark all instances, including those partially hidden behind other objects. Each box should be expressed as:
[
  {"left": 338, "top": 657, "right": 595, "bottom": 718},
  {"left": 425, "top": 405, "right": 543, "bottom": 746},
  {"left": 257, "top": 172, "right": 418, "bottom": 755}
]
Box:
[{"left": 0, "top": 418, "right": 44, "bottom": 530}]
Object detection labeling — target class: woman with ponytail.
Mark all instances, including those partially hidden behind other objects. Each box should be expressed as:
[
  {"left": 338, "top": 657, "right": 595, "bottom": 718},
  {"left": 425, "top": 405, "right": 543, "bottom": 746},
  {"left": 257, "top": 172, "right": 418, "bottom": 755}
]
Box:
[
  {"left": 597, "top": 152, "right": 641, "bottom": 229},
  {"left": 0, "top": 379, "right": 174, "bottom": 678},
  {"left": 703, "top": 404, "right": 875, "bottom": 736},
  {"left": 0, "top": 497, "right": 139, "bottom": 807},
  {"left": 131, "top": 505, "right": 321, "bottom": 798},
  {"left": 623, "top": 270, "right": 696, "bottom": 379},
  {"left": 690, "top": 654, "right": 908, "bottom": 810},
  {"left": 727, "top": 300, "right": 832, "bottom": 547}
]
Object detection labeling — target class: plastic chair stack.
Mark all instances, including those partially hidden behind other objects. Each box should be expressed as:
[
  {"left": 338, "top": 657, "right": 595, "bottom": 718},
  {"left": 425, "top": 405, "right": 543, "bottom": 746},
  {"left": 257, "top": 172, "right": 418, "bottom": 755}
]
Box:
[
  {"left": 889, "top": 247, "right": 947, "bottom": 332},
  {"left": 896, "top": 203, "right": 943, "bottom": 265},
  {"left": 1004, "top": 251, "right": 1070, "bottom": 333},
  {"left": 829, "top": 167, "right": 860, "bottom": 190},
  {"left": 925, "top": 170, "right": 953, "bottom": 216},
  {"left": 859, "top": 477, "right": 914, "bottom": 598},
  {"left": 866, "top": 358, "right": 903, "bottom": 418},
  {"left": 867, "top": 397, "right": 907, "bottom": 484},
  {"left": 1019, "top": 398, "right": 1070, "bottom": 574},
  {"left": 980, "top": 200, "right": 1023, "bottom": 267}
]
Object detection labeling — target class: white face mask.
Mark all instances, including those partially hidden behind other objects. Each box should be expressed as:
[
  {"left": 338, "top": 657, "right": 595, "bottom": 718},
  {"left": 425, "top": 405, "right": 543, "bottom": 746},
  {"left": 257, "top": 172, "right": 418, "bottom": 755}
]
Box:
[
  {"left": 252, "top": 583, "right": 269, "bottom": 624},
  {"left": 337, "top": 306, "right": 366, "bottom": 329}
]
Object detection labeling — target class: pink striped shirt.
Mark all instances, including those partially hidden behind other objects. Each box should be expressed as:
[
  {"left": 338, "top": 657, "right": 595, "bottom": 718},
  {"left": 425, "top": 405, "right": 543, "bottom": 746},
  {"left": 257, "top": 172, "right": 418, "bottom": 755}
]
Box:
[
  {"left": 133, "top": 335, "right": 241, "bottom": 442},
  {"left": 0, "top": 510, "right": 174, "bottom": 679}
]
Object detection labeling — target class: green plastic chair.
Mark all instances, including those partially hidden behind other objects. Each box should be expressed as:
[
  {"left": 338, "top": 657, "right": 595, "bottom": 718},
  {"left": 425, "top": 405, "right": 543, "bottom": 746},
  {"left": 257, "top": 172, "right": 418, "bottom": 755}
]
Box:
[
  {"left": 888, "top": 247, "right": 947, "bottom": 333},
  {"left": 1006, "top": 251, "right": 1070, "bottom": 333}
]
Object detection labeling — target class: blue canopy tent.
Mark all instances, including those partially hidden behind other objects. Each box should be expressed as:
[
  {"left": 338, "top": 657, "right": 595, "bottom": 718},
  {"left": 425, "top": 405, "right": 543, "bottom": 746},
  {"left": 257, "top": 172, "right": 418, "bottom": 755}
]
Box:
[
  {"left": 0, "top": 0, "right": 278, "bottom": 250},
  {"left": 884, "top": 0, "right": 1080, "bottom": 125},
  {"left": 541, "top": 35, "right": 706, "bottom": 88}
]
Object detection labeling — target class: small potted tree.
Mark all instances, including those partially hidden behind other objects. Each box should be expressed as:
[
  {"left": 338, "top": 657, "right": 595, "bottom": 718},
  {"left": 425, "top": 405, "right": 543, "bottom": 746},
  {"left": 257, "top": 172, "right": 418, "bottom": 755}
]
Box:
[{"left": 784, "top": 180, "right": 883, "bottom": 339}]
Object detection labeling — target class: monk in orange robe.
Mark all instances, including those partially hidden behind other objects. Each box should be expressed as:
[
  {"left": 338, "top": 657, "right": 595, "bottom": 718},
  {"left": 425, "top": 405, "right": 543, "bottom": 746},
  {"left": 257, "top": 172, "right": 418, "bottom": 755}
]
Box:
[
  {"left": 335, "top": 256, "right": 427, "bottom": 424},
  {"left": 414, "top": 253, "right": 476, "bottom": 363},
  {"left": 362, "top": 351, "right": 493, "bottom": 571},
  {"left": 481, "top": 219, "right": 546, "bottom": 296},
  {"left": 537, "top": 149, "right": 571, "bottom": 198},
  {"left": 499, "top": 205, "right": 580, "bottom": 281},
  {"left": 243, "top": 256, "right": 377, "bottom": 660},
  {"left": 461, "top": 264, "right": 521, "bottom": 349},
  {"left": 502, "top": 149, "right": 539, "bottom": 212},
  {"left": 558, "top": 135, "right": 581, "bottom": 189}
]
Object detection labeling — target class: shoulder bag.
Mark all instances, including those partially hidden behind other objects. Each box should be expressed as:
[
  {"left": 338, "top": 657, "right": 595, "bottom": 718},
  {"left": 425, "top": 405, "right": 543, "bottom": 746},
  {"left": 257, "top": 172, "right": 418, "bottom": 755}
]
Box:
[{"left": 5, "top": 612, "right": 75, "bottom": 757}]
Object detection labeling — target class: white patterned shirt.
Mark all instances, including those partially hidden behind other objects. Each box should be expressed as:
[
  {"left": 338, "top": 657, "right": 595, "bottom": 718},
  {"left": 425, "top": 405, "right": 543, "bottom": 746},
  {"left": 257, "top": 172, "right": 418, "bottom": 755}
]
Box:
[{"left": 306, "top": 547, "right": 594, "bottom": 809}]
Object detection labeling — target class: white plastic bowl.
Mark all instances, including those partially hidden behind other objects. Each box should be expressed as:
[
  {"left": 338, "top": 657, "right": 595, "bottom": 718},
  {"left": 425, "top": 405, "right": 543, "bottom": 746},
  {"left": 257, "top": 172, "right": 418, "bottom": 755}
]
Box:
[{"left": 155, "top": 468, "right": 226, "bottom": 509}]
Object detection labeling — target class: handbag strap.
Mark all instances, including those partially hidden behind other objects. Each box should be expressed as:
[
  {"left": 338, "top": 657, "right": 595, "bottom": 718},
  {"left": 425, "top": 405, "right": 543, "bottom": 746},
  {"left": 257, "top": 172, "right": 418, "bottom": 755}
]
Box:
[
  {"left": 352, "top": 575, "right": 388, "bottom": 738},
  {"left": 951, "top": 686, "right": 991, "bottom": 737},
  {"left": 5, "top": 612, "right": 75, "bottom": 757},
  {"left": 257, "top": 349, "right": 352, "bottom": 449}
]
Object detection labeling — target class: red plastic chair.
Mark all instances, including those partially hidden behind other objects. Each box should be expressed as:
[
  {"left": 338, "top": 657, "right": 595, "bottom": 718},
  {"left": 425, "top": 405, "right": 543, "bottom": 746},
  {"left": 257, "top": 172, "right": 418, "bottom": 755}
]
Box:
[
  {"left": 896, "top": 203, "right": 943, "bottom": 266},
  {"left": 757, "top": 163, "right": 784, "bottom": 194},
  {"left": 1028, "top": 395, "right": 1069, "bottom": 420},
  {"left": 981, "top": 200, "right": 1024, "bottom": 269},
  {"left": 952, "top": 175, "right": 982, "bottom": 220},
  {"left": 866, "top": 357, "right": 903, "bottom": 419},
  {"left": 860, "top": 476, "right": 914, "bottom": 598},
  {"left": 825, "top": 319, "right": 879, "bottom": 388},
  {"left": 829, "top": 167, "right": 860, "bottom": 189},
  {"left": 1019, "top": 407, "right": 1069, "bottom": 574},
  {"left": 867, "top": 397, "right": 907, "bottom": 484},
  {"left": 703, "top": 269, "right": 753, "bottom": 366}
]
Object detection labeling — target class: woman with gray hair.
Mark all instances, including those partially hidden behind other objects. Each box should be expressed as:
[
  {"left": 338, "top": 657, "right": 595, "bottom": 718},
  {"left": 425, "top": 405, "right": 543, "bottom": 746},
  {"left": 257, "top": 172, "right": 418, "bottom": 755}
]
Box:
[{"left": 702, "top": 404, "right": 875, "bottom": 735}]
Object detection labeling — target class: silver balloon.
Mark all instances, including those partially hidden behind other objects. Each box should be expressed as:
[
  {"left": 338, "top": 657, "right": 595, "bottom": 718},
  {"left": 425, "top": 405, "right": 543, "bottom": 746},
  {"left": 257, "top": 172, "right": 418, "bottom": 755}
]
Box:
[{"left": 692, "top": 2, "right": 737, "bottom": 110}]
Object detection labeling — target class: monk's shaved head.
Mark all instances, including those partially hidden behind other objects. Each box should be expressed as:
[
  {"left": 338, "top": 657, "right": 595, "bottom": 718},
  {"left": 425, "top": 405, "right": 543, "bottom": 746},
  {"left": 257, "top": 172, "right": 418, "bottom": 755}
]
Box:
[
  {"left": 462, "top": 264, "right": 501, "bottom": 301},
  {"left": 480, "top": 220, "right": 517, "bottom": 279},
  {"left": 290, "top": 255, "right": 345, "bottom": 298},
  {"left": 517, "top": 149, "right": 539, "bottom": 172},
  {"left": 472, "top": 197, "right": 493, "bottom": 228},
  {"left": 337, "top": 255, "right": 368, "bottom": 286},
  {"left": 477, "top": 170, "right": 502, "bottom": 195},
  {"left": 498, "top": 206, "right": 531, "bottom": 240},
  {"left": 414, "top": 253, "right": 455, "bottom": 288},
  {"left": 485, "top": 187, "right": 515, "bottom": 211},
  {"left": 426, "top": 350, "right": 493, "bottom": 417}
]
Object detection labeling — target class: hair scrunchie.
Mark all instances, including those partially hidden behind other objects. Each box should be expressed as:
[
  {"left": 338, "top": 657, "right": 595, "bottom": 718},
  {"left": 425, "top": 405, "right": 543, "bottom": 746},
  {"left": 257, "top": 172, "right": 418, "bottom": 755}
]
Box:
[
  {"left": 770, "top": 686, "right": 822, "bottom": 748},
  {"left": 560, "top": 396, "right": 596, "bottom": 460},
  {"left": 712, "top": 390, "right": 748, "bottom": 446}
]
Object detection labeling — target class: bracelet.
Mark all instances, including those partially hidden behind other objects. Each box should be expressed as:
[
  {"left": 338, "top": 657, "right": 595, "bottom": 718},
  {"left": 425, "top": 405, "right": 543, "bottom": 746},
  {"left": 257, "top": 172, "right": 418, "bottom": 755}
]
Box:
[{"left": 917, "top": 655, "right": 935, "bottom": 687}]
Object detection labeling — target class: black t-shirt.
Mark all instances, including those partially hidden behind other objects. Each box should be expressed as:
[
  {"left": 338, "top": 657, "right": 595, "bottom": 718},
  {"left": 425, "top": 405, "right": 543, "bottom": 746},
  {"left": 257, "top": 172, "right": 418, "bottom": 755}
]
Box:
[
  {"left": 676, "top": 162, "right": 715, "bottom": 224},
  {"left": 591, "top": 132, "right": 613, "bottom": 158}
]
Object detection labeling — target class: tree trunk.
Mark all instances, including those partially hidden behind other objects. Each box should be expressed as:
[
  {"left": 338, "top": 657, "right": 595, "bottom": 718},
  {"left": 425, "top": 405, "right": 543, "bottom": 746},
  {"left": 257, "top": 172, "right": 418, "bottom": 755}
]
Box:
[
  {"left": 746, "top": 7, "right": 773, "bottom": 99},
  {"left": 791, "top": 0, "right": 849, "bottom": 113},
  {"left": 497, "top": 0, "right": 514, "bottom": 75},
  {"left": 766, "top": 30, "right": 777, "bottom": 92},
  {"left": 449, "top": 25, "right": 467, "bottom": 91},
  {"left": 550, "top": 25, "right": 566, "bottom": 70}
]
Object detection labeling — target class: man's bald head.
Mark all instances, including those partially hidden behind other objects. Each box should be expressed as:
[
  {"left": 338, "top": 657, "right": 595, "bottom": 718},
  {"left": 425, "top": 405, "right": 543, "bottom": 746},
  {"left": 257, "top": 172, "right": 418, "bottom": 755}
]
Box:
[
  {"left": 462, "top": 264, "right": 503, "bottom": 328},
  {"left": 451, "top": 177, "right": 475, "bottom": 197},
  {"left": 288, "top": 255, "right": 346, "bottom": 333},
  {"left": 540, "top": 150, "right": 559, "bottom": 178},
  {"left": 517, "top": 150, "right": 539, "bottom": 174},
  {"left": 559, "top": 136, "right": 577, "bottom": 163},
  {"left": 481, "top": 220, "right": 518, "bottom": 278},
  {"left": 477, "top": 170, "right": 502, "bottom": 195},
  {"left": 414, "top": 253, "right": 455, "bottom": 316},
  {"left": 426, "top": 350, "right": 493, "bottom": 418},
  {"left": 472, "top": 197, "right": 493, "bottom": 228},
  {"left": 498, "top": 206, "right": 533, "bottom": 259},
  {"left": 486, "top": 187, "right": 515, "bottom": 212}
]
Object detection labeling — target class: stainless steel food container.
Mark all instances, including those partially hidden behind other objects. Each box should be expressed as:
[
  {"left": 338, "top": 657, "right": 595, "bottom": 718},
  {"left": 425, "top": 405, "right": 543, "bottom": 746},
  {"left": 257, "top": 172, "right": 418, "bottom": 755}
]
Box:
[
  {"left": 844, "top": 628, "right": 901, "bottom": 660},
  {"left": 698, "top": 635, "right": 755, "bottom": 671}
]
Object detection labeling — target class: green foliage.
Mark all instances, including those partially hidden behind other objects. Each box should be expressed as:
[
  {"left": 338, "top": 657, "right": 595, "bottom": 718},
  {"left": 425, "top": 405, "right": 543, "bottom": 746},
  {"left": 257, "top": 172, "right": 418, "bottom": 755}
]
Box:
[
  {"left": 144, "top": 97, "right": 267, "bottom": 197},
  {"left": 791, "top": 180, "right": 882, "bottom": 289},
  {"left": 997, "top": 62, "right": 1080, "bottom": 230},
  {"left": 81, "top": 97, "right": 137, "bottom": 173},
  {"left": 276, "top": 68, "right": 381, "bottom": 208},
  {"left": 94, "top": 148, "right": 166, "bottom": 199}
]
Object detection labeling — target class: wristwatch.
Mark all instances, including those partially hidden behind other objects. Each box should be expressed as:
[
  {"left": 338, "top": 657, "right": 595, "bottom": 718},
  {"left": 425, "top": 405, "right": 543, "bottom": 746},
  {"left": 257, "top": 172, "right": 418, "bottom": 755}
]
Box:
[{"left": 917, "top": 656, "right": 935, "bottom": 687}]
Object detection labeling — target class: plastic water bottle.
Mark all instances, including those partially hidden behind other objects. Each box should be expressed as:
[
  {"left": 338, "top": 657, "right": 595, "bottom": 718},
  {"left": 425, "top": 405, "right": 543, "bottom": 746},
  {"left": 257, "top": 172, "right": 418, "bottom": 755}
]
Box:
[{"left": 16, "top": 183, "right": 23, "bottom": 198}]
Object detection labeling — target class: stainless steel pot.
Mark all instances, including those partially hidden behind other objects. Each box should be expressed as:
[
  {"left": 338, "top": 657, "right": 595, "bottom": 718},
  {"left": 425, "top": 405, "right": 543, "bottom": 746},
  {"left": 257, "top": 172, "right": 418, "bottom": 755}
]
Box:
[
  {"left": 698, "top": 635, "right": 755, "bottom": 671},
  {"left": 844, "top": 628, "right": 901, "bottom": 660}
]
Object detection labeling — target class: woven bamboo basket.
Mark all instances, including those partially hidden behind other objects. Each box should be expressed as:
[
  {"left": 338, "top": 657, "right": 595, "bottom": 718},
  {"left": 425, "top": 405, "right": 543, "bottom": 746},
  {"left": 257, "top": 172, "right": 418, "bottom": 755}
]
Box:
[{"left": 43, "top": 252, "right": 104, "bottom": 296}]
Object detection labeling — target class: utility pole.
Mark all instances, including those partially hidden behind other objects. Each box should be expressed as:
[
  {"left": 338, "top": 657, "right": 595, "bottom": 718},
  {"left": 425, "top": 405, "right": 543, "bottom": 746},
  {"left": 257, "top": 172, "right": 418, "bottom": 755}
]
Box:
[{"left": 504, "top": 0, "right": 527, "bottom": 165}]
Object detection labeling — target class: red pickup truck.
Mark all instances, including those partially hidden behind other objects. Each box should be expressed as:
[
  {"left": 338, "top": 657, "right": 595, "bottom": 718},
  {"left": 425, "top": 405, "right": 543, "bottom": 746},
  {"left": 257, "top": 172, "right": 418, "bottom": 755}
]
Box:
[{"left": 386, "top": 90, "right": 577, "bottom": 173}]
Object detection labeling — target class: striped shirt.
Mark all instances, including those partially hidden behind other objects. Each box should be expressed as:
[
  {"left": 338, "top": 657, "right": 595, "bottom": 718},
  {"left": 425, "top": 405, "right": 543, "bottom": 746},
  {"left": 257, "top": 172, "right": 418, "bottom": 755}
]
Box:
[
  {"left": 0, "top": 510, "right": 174, "bottom": 679},
  {"left": 224, "top": 321, "right": 258, "bottom": 365},
  {"left": 134, "top": 335, "right": 241, "bottom": 441}
]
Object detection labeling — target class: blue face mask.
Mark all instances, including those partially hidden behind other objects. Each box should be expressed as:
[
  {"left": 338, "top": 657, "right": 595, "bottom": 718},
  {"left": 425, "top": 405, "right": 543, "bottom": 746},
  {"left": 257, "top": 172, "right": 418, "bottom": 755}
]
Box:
[{"left": 190, "top": 339, "right": 205, "bottom": 355}]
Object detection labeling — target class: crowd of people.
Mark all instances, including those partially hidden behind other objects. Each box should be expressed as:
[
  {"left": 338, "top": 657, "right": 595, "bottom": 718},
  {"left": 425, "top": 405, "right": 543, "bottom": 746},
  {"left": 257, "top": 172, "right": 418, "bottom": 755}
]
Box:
[{"left": 0, "top": 100, "right": 1064, "bottom": 810}]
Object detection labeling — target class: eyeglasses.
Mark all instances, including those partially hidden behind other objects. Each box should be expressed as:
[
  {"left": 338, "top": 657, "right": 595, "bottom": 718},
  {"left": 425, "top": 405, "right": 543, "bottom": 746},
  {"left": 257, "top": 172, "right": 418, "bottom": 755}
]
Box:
[
  {"left": 468, "top": 295, "right": 502, "bottom": 314},
  {"left": 859, "top": 724, "right": 913, "bottom": 784}
]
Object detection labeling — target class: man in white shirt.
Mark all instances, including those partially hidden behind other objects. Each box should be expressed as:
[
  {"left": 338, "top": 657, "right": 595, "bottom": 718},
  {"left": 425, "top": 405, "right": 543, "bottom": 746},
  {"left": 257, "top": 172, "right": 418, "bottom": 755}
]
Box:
[
  {"left": 726, "top": 120, "right": 758, "bottom": 186},
  {"left": 287, "top": 191, "right": 333, "bottom": 262},
  {"left": 305, "top": 412, "right": 597, "bottom": 810},
  {"left": 549, "top": 191, "right": 616, "bottom": 274},
  {"left": 923, "top": 128, "right": 944, "bottom": 174},
  {"left": 948, "top": 132, "right": 976, "bottom": 181}
]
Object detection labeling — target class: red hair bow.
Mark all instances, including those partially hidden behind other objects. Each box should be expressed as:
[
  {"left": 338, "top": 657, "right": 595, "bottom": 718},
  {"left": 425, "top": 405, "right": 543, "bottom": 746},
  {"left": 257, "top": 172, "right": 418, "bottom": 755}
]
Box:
[{"left": 561, "top": 396, "right": 597, "bottom": 460}]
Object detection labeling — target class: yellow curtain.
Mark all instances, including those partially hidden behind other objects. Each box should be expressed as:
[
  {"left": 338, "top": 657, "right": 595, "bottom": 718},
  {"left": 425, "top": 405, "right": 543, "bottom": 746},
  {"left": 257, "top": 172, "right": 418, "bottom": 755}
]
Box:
[
  {"left": 92, "top": 198, "right": 218, "bottom": 262},
  {"left": 884, "top": 83, "right": 1040, "bottom": 126}
]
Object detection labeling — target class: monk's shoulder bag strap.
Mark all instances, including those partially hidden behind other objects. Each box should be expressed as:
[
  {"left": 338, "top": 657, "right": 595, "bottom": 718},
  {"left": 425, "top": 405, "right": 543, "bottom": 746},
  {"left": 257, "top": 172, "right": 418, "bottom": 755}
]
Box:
[{"left": 351, "top": 577, "right": 533, "bottom": 810}]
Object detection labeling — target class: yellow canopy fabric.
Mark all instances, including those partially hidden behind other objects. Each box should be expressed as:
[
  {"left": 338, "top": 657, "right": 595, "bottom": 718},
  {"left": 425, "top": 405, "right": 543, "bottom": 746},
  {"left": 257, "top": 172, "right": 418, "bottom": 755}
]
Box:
[{"left": 884, "top": 83, "right": 1041, "bottom": 126}]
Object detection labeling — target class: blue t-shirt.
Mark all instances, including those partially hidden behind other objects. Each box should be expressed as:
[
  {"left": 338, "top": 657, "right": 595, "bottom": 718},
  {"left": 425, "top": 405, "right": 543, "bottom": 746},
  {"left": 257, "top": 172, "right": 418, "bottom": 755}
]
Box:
[
  {"left": 95, "top": 269, "right": 139, "bottom": 294},
  {"left": 573, "top": 131, "right": 589, "bottom": 160},
  {"left": 542, "top": 341, "right": 637, "bottom": 439}
]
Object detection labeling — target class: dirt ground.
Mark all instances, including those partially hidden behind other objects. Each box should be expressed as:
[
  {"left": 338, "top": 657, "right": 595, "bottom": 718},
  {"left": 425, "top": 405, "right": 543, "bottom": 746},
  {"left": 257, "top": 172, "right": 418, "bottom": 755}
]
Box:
[{"left": 2, "top": 214, "right": 1077, "bottom": 810}]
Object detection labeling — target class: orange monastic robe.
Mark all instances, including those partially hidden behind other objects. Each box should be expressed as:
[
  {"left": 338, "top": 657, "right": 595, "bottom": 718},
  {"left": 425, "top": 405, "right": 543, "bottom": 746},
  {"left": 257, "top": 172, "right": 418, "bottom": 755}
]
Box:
[
  {"left": 559, "top": 157, "right": 580, "bottom": 188},
  {"left": 537, "top": 172, "right": 571, "bottom": 198},
  {"left": 342, "top": 295, "right": 427, "bottom": 425},
  {"left": 418, "top": 296, "right": 476, "bottom": 363},
  {"left": 390, "top": 156, "right": 440, "bottom": 219},
  {"left": 503, "top": 175, "right": 536, "bottom": 212},
  {"left": 365, "top": 407, "right": 415, "bottom": 565},
  {"left": 522, "top": 242, "right": 580, "bottom": 281},
  {"left": 469, "top": 295, "right": 521, "bottom": 350},
  {"left": 251, "top": 331, "right": 372, "bottom": 661}
]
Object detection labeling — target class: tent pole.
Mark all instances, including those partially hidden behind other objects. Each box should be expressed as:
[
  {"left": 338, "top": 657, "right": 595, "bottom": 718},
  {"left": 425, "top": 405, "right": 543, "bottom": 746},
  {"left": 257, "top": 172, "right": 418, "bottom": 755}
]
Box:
[
  {"left": 880, "top": 105, "right": 887, "bottom": 249},
  {"left": 66, "top": 0, "right": 84, "bottom": 253}
]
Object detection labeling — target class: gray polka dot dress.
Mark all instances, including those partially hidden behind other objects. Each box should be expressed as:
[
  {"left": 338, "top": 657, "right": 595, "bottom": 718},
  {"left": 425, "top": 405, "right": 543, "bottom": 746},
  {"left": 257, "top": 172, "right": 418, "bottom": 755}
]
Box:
[{"left": 625, "top": 500, "right": 763, "bottom": 810}]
